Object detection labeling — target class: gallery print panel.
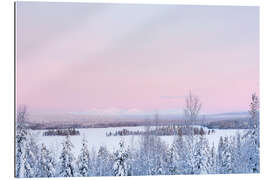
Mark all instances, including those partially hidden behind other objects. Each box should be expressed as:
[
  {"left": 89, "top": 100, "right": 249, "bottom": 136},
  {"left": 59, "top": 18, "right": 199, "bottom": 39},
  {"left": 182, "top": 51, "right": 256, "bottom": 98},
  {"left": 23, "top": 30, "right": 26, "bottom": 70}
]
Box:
[{"left": 15, "top": 1, "right": 259, "bottom": 178}]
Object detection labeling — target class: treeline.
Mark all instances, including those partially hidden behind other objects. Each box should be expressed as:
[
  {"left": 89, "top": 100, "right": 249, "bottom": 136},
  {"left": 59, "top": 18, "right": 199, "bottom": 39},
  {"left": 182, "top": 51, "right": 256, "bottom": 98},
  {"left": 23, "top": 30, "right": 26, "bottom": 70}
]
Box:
[
  {"left": 206, "top": 119, "right": 249, "bottom": 129},
  {"left": 106, "top": 126, "right": 215, "bottom": 137},
  {"left": 15, "top": 125, "right": 259, "bottom": 178},
  {"left": 43, "top": 128, "right": 80, "bottom": 136},
  {"left": 24, "top": 117, "right": 250, "bottom": 130}
]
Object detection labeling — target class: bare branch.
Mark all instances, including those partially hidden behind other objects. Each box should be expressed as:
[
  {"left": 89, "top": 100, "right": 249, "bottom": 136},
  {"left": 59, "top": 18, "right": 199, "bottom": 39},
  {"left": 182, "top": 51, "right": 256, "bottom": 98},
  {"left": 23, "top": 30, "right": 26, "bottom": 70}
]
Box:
[{"left": 184, "top": 91, "right": 202, "bottom": 127}]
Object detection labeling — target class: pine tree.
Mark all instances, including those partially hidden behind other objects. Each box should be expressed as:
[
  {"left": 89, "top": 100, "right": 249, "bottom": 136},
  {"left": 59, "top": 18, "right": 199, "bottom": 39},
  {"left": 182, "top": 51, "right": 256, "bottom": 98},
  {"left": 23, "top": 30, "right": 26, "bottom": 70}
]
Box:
[
  {"left": 77, "top": 137, "right": 90, "bottom": 176},
  {"left": 59, "top": 135, "right": 75, "bottom": 177},
  {"left": 113, "top": 140, "right": 129, "bottom": 176},
  {"left": 38, "top": 144, "right": 55, "bottom": 177}
]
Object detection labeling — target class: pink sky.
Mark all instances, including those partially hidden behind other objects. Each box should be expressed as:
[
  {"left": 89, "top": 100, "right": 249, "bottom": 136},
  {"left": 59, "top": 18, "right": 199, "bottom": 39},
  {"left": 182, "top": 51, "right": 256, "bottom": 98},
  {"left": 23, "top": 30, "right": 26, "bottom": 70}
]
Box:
[{"left": 16, "top": 3, "right": 259, "bottom": 114}]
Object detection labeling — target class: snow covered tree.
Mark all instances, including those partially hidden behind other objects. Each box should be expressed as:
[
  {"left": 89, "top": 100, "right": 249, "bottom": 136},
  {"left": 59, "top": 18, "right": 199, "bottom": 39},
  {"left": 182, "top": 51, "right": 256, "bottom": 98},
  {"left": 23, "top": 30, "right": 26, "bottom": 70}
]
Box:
[
  {"left": 182, "top": 135, "right": 201, "bottom": 174},
  {"left": 19, "top": 132, "right": 39, "bottom": 178},
  {"left": 16, "top": 125, "right": 28, "bottom": 177},
  {"left": 217, "top": 136, "right": 224, "bottom": 173},
  {"left": 174, "top": 134, "right": 211, "bottom": 175},
  {"left": 242, "top": 130, "right": 260, "bottom": 172},
  {"left": 15, "top": 106, "right": 28, "bottom": 177},
  {"left": 77, "top": 136, "right": 90, "bottom": 176},
  {"left": 232, "top": 133, "right": 243, "bottom": 173},
  {"left": 16, "top": 106, "right": 39, "bottom": 178},
  {"left": 125, "top": 136, "right": 138, "bottom": 176},
  {"left": 249, "top": 93, "right": 259, "bottom": 129},
  {"left": 217, "top": 136, "right": 233, "bottom": 174},
  {"left": 173, "top": 135, "right": 188, "bottom": 174},
  {"left": 95, "top": 145, "right": 113, "bottom": 176},
  {"left": 241, "top": 93, "right": 260, "bottom": 173},
  {"left": 193, "top": 135, "right": 211, "bottom": 174},
  {"left": 59, "top": 135, "right": 75, "bottom": 177},
  {"left": 249, "top": 93, "right": 260, "bottom": 148},
  {"left": 113, "top": 140, "right": 129, "bottom": 176},
  {"left": 249, "top": 93, "right": 260, "bottom": 173},
  {"left": 21, "top": 143, "right": 35, "bottom": 178},
  {"left": 242, "top": 136, "right": 259, "bottom": 173},
  {"left": 38, "top": 144, "right": 56, "bottom": 177},
  {"left": 150, "top": 137, "right": 167, "bottom": 175},
  {"left": 138, "top": 130, "right": 167, "bottom": 175},
  {"left": 86, "top": 148, "right": 96, "bottom": 176},
  {"left": 164, "top": 146, "right": 176, "bottom": 175},
  {"left": 137, "top": 126, "right": 151, "bottom": 175},
  {"left": 208, "top": 143, "right": 217, "bottom": 174}
]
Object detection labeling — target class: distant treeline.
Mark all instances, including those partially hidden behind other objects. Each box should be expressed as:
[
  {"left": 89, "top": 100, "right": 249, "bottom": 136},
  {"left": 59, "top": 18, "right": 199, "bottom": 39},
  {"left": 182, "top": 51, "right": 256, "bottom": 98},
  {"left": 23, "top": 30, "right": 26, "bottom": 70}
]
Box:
[
  {"left": 43, "top": 128, "right": 80, "bottom": 136},
  {"left": 106, "top": 126, "right": 215, "bottom": 137},
  {"left": 206, "top": 119, "right": 249, "bottom": 129},
  {"left": 26, "top": 117, "right": 249, "bottom": 130}
]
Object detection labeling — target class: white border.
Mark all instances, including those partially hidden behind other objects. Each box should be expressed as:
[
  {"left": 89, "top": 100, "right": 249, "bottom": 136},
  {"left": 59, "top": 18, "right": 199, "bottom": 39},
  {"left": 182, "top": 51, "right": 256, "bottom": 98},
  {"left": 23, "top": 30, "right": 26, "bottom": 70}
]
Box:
[{"left": 1, "top": 0, "right": 270, "bottom": 180}]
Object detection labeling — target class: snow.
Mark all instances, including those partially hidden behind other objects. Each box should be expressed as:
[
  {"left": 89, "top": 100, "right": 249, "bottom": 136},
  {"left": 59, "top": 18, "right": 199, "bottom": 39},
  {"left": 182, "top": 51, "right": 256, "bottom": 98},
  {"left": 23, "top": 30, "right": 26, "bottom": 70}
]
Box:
[
  {"left": 206, "top": 129, "right": 246, "bottom": 148},
  {"left": 31, "top": 126, "right": 247, "bottom": 159}
]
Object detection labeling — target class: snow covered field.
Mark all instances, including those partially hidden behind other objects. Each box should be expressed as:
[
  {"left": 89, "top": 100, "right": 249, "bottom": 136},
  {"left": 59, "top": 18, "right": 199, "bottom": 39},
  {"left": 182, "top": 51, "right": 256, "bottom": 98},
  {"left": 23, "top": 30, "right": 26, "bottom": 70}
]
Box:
[{"left": 31, "top": 126, "right": 247, "bottom": 158}]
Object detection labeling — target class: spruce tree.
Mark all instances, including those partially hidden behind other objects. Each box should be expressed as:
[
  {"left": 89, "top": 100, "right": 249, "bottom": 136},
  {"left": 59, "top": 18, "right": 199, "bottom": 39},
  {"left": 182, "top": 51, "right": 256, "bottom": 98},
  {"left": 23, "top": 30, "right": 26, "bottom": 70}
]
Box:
[
  {"left": 77, "top": 137, "right": 90, "bottom": 176},
  {"left": 184, "top": 135, "right": 197, "bottom": 174},
  {"left": 15, "top": 122, "right": 28, "bottom": 177},
  {"left": 20, "top": 133, "right": 39, "bottom": 178},
  {"left": 113, "top": 140, "right": 129, "bottom": 176},
  {"left": 218, "top": 136, "right": 233, "bottom": 174},
  {"left": 59, "top": 135, "right": 75, "bottom": 177},
  {"left": 15, "top": 106, "right": 28, "bottom": 177},
  {"left": 242, "top": 93, "right": 260, "bottom": 173},
  {"left": 195, "top": 135, "right": 211, "bottom": 174},
  {"left": 38, "top": 144, "right": 56, "bottom": 177}
]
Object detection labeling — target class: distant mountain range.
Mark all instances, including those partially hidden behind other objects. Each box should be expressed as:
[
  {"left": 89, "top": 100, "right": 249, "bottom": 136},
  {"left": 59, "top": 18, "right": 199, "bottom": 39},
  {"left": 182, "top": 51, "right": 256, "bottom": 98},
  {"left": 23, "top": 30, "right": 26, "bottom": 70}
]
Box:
[{"left": 70, "top": 108, "right": 249, "bottom": 118}]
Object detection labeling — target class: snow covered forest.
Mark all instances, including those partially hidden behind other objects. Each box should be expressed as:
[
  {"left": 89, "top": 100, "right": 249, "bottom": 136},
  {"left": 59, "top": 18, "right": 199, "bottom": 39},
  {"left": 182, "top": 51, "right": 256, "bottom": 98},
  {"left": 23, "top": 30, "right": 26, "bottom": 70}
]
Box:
[{"left": 15, "top": 94, "right": 260, "bottom": 177}]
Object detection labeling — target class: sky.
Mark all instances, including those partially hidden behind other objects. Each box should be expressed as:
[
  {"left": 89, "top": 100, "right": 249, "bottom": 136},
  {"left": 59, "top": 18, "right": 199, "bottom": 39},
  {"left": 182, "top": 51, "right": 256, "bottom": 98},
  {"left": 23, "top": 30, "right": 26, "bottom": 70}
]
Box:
[{"left": 16, "top": 2, "right": 259, "bottom": 114}]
